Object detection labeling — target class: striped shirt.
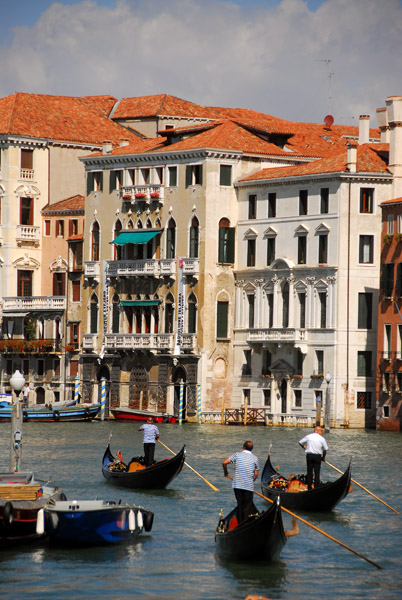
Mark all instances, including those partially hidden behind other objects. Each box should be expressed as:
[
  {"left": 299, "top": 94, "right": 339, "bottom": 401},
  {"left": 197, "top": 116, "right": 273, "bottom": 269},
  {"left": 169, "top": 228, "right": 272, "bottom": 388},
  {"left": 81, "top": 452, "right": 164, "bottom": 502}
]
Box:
[
  {"left": 140, "top": 423, "right": 160, "bottom": 443},
  {"left": 229, "top": 450, "right": 259, "bottom": 492}
]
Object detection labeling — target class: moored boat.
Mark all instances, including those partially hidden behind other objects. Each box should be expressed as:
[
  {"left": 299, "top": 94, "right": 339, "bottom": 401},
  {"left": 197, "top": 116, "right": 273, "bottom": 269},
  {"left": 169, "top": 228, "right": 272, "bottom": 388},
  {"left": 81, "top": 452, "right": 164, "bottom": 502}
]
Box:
[
  {"left": 102, "top": 443, "right": 185, "bottom": 489},
  {"left": 111, "top": 407, "right": 177, "bottom": 423},
  {"left": 261, "top": 454, "right": 352, "bottom": 512},
  {"left": 215, "top": 498, "right": 286, "bottom": 561},
  {"left": 0, "top": 403, "right": 101, "bottom": 423},
  {"left": 40, "top": 499, "right": 154, "bottom": 546}
]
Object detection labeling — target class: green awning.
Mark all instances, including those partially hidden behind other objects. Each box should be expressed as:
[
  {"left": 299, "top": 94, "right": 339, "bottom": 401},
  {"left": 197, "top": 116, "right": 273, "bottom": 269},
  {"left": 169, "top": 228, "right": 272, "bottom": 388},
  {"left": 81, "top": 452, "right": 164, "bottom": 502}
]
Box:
[
  {"left": 121, "top": 300, "right": 159, "bottom": 306},
  {"left": 110, "top": 231, "right": 160, "bottom": 245}
]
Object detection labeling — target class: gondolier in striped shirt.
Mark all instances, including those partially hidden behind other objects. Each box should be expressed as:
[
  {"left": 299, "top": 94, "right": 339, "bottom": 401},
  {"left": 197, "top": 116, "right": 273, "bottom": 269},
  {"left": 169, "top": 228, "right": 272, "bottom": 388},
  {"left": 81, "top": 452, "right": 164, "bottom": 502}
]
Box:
[
  {"left": 138, "top": 417, "right": 160, "bottom": 467},
  {"left": 222, "top": 441, "right": 259, "bottom": 524}
]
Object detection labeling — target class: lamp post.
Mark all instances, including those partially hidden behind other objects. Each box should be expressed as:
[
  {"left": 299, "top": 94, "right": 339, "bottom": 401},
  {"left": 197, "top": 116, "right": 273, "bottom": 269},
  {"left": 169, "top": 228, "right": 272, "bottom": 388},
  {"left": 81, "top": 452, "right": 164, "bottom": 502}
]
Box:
[
  {"left": 324, "top": 372, "right": 332, "bottom": 432},
  {"left": 9, "top": 370, "right": 25, "bottom": 472}
]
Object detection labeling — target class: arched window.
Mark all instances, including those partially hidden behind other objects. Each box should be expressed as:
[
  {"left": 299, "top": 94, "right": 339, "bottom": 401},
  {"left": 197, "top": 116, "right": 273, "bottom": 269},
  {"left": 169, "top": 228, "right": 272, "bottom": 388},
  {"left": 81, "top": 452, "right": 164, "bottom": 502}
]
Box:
[
  {"left": 113, "top": 219, "right": 122, "bottom": 260},
  {"left": 165, "top": 293, "right": 175, "bottom": 333},
  {"left": 136, "top": 219, "right": 143, "bottom": 229},
  {"left": 127, "top": 219, "right": 134, "bottom": 229},
  {"left": 90, "top": 294, "right": 98, "bottom": 334},
  {"left": 218, "top": 218, "right": 234, "bottom": 263},
  {"left": 91, "top": 221, "right": 100, "bottom": 261},
  {"left": 187, "top": 293, "right": 197, "bottom": 334},
  {"left": 189, "top": 216, "right": 199, "bottom": 258},
  {"left": 282, "top": 282, "right": 289, "bottom": 328},
  {"left": 112, "top": 294, "right": 120, "bottom": 333},
  {"left": 166, "top": 218, "right": 176, "bottom": 259}
]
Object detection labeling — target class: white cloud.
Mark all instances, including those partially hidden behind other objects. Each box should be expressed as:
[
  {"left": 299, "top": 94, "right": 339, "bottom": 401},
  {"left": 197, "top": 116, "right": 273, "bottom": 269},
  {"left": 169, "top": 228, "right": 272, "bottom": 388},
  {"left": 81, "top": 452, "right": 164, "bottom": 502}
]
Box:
[{"left": 1, "top": 0, "right": 401, "bottom": 124}]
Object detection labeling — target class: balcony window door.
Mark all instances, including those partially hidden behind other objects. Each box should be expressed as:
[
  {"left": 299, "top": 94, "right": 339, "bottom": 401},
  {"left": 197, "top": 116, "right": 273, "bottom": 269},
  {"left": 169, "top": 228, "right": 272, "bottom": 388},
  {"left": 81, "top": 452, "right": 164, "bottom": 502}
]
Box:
[
  {"left": 91, "top": 222, "right": 100, "bottom": 261},
  {"left": 218, "top": 218, "right": 235, "bottom": 263},
  {"left": 17, "top": 270, "right": 32, "bottom": 297},
  {"left": 166, "top": 219, "right": 176, "bottom": 259},
  {"left": 20, "top": 197, "right": 33, "bottom": 225},
  {"left": 189, "top": 216, "right": 199, "bottom": 258},
  {"left": 53, "top": 272, "right": 66, "bottom": 296},
  {"left": 90, "top": 295, "right": 98, "bottom": 334},
  {"left": 188, "top": 294, "right": 197, "bottom": 334},
  {"left": 165, "top": 296, "right": 174, "bottom": 333}
]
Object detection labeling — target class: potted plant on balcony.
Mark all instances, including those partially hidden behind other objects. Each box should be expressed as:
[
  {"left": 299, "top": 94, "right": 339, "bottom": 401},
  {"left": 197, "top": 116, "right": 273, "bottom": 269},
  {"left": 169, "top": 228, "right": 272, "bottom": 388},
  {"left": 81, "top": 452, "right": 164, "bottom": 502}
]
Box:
[
  {"left": 134, "top": 192, "right": 146, "bottom": 199},
  {"left": 383, "top": 234, "right": 393, "bottom": 244},
  {"left": 310, "top": 373, "right": 324, "bottom": 379},
  {"left": 65, "top": 344, "right": 76, "bottom": 353},
  {"left": 122, "top": 193, "right": 132, "bottom": 200},
  {"left": 150, "top": 191, "right": 160, "bottom": 199}
]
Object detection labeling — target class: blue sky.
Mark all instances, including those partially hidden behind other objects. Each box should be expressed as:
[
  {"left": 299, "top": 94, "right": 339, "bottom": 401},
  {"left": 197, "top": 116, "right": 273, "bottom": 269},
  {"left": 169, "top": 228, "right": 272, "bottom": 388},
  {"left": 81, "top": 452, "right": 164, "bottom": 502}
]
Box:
[{"left": 1, "top": 0, "right": 401, "bottom": 123}]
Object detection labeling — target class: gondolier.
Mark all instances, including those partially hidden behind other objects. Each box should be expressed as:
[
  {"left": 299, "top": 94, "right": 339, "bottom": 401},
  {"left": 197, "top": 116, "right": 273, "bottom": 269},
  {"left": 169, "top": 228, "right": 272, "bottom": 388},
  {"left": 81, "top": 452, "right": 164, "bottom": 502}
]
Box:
[
  {"left": 138, "top": 417, "right": 160, "bottom": 467},
  {"left": 299, "top": 425, "right": 328, "bottom": 490},
  {"left": 222, "top": 441, "right": 259, "bottom": 524}
]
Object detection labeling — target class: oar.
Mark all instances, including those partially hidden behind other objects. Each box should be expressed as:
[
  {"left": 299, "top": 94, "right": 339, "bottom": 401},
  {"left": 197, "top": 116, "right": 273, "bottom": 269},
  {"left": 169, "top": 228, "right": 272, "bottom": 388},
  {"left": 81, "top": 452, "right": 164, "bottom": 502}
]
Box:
[
  {"left": 324, "top": 460, "right": 401, "bottom": 515},
  {"left": 157, "top": 439, "right": 219, "bottom": 492},
  {"left": 224, "top": 474, "right": 381, "bottom": 569},
  {"left": 254, "top": 488, "right": 382, "bottom": 570}
]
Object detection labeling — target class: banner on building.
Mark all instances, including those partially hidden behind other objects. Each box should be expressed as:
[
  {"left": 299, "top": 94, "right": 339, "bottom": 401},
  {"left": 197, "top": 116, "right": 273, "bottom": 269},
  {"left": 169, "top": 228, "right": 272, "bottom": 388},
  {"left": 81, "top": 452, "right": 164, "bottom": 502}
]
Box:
[{"left": 174, "top": 258, "right": 185, "bottom": 355}]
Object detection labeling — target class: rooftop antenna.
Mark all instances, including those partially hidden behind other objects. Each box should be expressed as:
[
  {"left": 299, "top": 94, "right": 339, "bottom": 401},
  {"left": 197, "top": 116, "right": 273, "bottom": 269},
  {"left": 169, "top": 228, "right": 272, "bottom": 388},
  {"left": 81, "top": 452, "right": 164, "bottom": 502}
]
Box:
[{"left": 316, "top": 59, "right": 334, "bottom": 115}]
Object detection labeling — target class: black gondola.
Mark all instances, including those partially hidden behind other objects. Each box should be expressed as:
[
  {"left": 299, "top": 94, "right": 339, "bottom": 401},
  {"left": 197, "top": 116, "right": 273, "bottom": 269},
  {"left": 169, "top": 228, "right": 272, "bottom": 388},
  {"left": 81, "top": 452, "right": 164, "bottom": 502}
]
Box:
[
  {"left": 261, "top": 454, "right": 352, "bottom": 512},
  {"left": 102, "top": 444, "right": 185, "bottom": 489},
  {"left": 215, "top": 497, "right": 286, "bottom": 561}
]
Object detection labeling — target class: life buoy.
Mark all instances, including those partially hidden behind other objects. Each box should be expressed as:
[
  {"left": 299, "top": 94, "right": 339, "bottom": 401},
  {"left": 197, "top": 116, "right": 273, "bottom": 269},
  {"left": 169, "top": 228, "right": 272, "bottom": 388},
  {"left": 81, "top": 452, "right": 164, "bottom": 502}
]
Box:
[
  {"left": 53, "top": 410, "right": 60, "bottom": 422},
  {"left": 23, "top": 411, "right": 28, "bottom": 422},
  {"left": 143, "top": 510, "right": 154, "bottom": 532},
  {"left": 3, "top": 502, "right": 14, "bottom": 528}
]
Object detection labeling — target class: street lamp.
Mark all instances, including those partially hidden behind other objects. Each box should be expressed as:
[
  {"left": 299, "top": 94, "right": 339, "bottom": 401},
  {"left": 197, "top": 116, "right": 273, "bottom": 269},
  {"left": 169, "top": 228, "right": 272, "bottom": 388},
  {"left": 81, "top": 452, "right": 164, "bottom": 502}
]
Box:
[
  {"left": 324, "top": 372, "right": 332, "bottom": 432},
  {"left": 9, "top": 370, "right": 25, "bottom": 472}
]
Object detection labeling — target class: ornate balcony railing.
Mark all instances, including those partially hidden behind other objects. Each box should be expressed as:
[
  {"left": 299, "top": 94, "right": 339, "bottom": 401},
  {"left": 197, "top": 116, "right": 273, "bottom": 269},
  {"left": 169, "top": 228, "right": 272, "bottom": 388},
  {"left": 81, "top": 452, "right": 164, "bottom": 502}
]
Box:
[
  {"left": 82, "top": 334, "right": 98, "bottom": 350},
  {"left": 105, "top": 333, "right": 174, "bottom": 351},
  {"left": 16, "top": 225, "right": 40, "bottom": 244},
  {"left": 247, "top": 328, "right": 308, "bottom": 344},
  {"left": 0, "top": 338, "right": 63, "bottom": 353},
  {"left": 120, "top": 184, "right": 164, "bottom": 204},
  {"left": 2, "top": 296, "right": 66, "bottom": 311},
  {"left": 84, "top": 261, "right": 100, "bottom": 279},
  {"left": 107, "top": 260, "right": 160, "bottom": 277},
  {"left": 20, "top": 169, "right": 35, "bottom": 181},
  {"left": 181, "top": 258, "right": 200, "bottom": 278}
]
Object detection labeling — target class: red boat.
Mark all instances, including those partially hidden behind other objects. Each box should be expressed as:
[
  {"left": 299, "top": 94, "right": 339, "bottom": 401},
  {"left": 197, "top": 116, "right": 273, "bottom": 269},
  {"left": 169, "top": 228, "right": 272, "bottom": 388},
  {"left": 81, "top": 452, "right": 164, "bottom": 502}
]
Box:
[{"left": 110, "top": 407, "right": 177, "bottom": 423}]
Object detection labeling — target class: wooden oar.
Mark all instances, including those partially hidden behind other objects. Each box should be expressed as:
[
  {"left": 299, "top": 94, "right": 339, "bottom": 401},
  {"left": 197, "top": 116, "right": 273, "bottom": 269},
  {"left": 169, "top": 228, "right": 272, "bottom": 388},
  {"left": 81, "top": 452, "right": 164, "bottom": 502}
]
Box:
[
  {"left": 224, "top": 474, "right": 381, "bottom": 569},
  {"left": 157, "top": 439, "right": 219, "bottom": 492},
  {"left": 325, "top": 460, "right": 401, "bottom": 515},
  {"left": 254, "top": 488, "right": 382, "bottom": 570}
]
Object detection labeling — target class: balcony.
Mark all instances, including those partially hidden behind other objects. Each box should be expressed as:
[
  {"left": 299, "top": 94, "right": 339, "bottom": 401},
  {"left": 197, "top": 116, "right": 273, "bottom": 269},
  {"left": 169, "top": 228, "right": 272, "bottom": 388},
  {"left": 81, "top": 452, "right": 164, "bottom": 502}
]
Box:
[
  {"left": 2, "top": 296, "right": 66, "bottom": 311},
  {"left": 16, "top": 225, "right": 40, "bottom": 246},
  {"left": 105, "top": 333, "right": 174, "bottom": 352},
  {"left": 107, "top": 260, "right": 160, "bottom": 278},
  {"left": 82, "top": 334, "right": 98, "bottom": 351},
  {"left": 179, "top": 334, "right": 197, "bottom": 352},
  {"left": 0, "top": 339, "right": 63, "bottom": 354},
  {"left": 248, "top": 328, "right": 308, "bottom": 344},
  {"left": 181, "top": 258, "right": 200, "bottom": 278},
  {"left": 84, "top": 261, "right": 100, "bottom": 280},
  {"left": 20, "top": 169, "right": 35, "bottom": 181},
  {"left": 120, "top": 184, "right": 164, "bottom": 204},
  {"left": 159, "top": 259, "right": 176, "bottom": 278}
]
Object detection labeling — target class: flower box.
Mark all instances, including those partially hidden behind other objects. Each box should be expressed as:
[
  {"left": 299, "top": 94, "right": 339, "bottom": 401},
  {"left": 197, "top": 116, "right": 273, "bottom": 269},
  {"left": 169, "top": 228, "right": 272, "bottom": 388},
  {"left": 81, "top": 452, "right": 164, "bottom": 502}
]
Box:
[
  {"left": 310, "top": 373, "right": 324, "bottom": 379},
  {"left": 134, "top": 192, "right": 146, "bottom": 199},
  {"left": 383, "top": 234, "right": 393, "bottom": 244},
  {"left": 150, "top": 192, "right": 159, "bottom": 199},
  {"left": 122, "top": 194, "right": 132, "bottom": 200},
  {"left": 395, "top": 233, "right": 402, "bottom": 243},
  {"left": 65, "top": 344, "right": 76, "bottom": 353}
]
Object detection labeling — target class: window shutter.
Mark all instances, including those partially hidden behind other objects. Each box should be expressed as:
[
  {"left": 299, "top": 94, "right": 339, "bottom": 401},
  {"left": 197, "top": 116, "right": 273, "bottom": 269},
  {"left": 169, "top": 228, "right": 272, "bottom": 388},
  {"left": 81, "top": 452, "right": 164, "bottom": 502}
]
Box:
[
  {"left": 227, "top": 227, "right": 235, "bottom": 263},
  {"left": 220, "top": 165, "right": 231, "bottom": 186},
  {"left": 396, "top": 263, "right": 402, "bottom": 297},
  {"left": 217, "top": 301, "right": 228, "bottom": 338},
  {"left": 109, "top": 171, "right": 116, "bottom": 193},
  {"left": 87, "top": 172, "right": 94, "bottom": 195},
  {"left": 185, "top": 166, "right": 192, "bottom": 188}
]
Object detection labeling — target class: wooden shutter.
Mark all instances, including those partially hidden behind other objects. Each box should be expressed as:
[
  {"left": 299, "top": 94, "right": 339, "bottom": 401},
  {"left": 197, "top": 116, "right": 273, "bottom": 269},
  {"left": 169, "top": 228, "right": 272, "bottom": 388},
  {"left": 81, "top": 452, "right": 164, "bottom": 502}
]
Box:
[
  {"left": 109, "top": 171, "right": 117, "bottom": 193},
  {"left": 216, "top": 301, "right": 228, "bottom": 338},
  {"left": 227, "top": 227, "right": 235, "bottom": 263},
  {"left": 185, "top": 165, "right": 192, "bottom": 188},
  {"left": 87, "top": 172, "right": 94, "bottom": 195}
]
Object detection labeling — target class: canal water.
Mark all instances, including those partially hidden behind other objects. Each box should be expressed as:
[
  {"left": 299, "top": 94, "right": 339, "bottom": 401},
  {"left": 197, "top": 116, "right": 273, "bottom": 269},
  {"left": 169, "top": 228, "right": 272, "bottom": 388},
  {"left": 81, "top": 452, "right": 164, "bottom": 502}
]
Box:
[{"left": 0, "top": 422, "right": 401, "bottom": 600}]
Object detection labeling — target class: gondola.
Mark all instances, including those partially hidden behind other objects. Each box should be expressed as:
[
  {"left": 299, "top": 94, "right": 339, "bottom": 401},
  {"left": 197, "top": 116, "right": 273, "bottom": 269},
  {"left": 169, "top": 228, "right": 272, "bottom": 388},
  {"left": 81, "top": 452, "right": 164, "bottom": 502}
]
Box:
[
  {"left": 102, "top": 443, "right": 185, "bottom": 489},
  {"left": 215, "top": 497, "right": 286, "bottom": 561},
  {"left": 0, "top": 403, "right": 101, "bottom": 423},
  {"left": 261, "top": 454, "right": 352, "bottom": 512}
]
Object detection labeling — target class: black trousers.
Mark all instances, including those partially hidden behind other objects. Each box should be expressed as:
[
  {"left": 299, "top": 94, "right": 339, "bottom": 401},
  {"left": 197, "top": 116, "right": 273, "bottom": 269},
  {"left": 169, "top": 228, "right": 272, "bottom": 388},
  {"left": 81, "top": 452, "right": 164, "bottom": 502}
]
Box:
[
  {"left": 234, "top": 488, "right": 257, "bottom": 524},
  {"left": 306, "top": 453, "right": 322, "bottom": 489},
  {"left": 144, "top": 443, "right": 156, "bottom": 467}
]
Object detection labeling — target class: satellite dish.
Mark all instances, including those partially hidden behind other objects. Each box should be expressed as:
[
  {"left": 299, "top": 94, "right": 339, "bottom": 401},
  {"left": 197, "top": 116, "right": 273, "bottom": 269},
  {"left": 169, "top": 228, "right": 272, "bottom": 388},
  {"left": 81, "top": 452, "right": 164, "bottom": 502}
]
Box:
[{"left": 324, "top": 114, "right": 334, "bottom": 128}]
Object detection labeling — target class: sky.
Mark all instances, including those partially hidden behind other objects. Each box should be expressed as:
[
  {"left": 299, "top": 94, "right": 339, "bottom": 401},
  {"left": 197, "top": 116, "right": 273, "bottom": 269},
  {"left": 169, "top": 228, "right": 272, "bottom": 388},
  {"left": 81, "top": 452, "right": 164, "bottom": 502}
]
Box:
[{"left": 1, "top": 0, "right": 401, "bottom": 125}]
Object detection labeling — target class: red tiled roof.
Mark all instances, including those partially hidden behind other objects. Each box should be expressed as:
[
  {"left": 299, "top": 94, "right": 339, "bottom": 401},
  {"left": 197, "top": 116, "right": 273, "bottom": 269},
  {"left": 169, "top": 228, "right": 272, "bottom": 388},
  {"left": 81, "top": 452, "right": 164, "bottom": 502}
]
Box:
[
  {"left": 42, "top": 195, "right": 85, "bottom": 213},
  {"left": 67, "top": 233, "right": 84, "bottom": 241},
  {"left": 239, "top": 143, "right": 390, "bottom": 183},
  {"left": 113, "top": 94, "right": 215, "bottom": 119},
  {"left": 381, "top": 197, "right": 402, "bottom": 205},
  {"left": 0, "top": 93, "right": 137, "bottom": 146}
]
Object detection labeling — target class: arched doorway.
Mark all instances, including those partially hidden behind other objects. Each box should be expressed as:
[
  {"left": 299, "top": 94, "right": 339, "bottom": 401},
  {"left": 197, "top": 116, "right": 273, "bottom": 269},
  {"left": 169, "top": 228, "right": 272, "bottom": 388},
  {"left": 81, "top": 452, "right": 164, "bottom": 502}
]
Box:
[
  {"left": 97, "top": 365, "right": 110, "bottom": 417},
  {"left": 280, "top": 378, "right": 287, "bottom": 413},
  {"left": 173, "top": 366, "right": 187, "bottom": 420},
  {"left": 36, "top": 386, "right": 45, "bottom": 405}
]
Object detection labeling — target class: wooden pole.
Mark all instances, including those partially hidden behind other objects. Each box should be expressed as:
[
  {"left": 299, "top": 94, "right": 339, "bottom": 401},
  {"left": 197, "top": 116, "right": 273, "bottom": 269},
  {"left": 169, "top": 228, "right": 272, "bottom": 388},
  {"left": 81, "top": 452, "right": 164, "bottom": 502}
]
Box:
[
  {"left": 158, "top": 439, "right": 219, "bottom": 492},
  {"left": 254, "top": 488, "right": 382, "bottom": 570},
  {"left": 325, "top": 460, "right": 401, "bottom": 514},
  {"left": 243, "top": 396, "right": 248, "bottom": 426},
  {"left": 221, "top": 395, "right": 225, "bottom": 425}
]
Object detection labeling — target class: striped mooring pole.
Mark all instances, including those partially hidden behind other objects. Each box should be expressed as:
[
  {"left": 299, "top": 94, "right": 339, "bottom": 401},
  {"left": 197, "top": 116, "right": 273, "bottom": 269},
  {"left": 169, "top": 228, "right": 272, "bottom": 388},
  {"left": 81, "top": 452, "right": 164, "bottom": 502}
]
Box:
[
  {"left": 179, "top": 380, "right": 184, "bottom": 425},
  {"left": 74, "top": 375, "right": 80, "bottom": 404},
  {"left": 100, "top": 377, "right": 106, "bottom": 421},
  {"left": 197, "top": 383, "right": 202, "bottom": 424}
]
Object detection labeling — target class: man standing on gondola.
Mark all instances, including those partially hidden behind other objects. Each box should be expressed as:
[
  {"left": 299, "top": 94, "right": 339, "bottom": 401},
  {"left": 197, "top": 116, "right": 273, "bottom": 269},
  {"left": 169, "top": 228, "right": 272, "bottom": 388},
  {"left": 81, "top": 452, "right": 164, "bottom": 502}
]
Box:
[
  {"left": 299, "top": 425, "right": 328, "bottom": 490},
  {"left": 138, "top": 417, "right": 160, "bottom": 466},
  {"left": 222, "top": 441, "right": 259, "bottom": 524}
]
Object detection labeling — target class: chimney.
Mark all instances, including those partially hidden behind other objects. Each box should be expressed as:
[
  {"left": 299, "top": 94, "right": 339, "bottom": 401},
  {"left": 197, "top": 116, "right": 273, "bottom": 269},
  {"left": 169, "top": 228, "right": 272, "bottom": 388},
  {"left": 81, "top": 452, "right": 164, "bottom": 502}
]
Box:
[
  {"left": 358, "top": 115, "right": 370, "bottom": 145},
  {"left": 376, "top": 107, "right": 389, "bottom": 143},
  {"left": 346, "top": 142, "right": 357, "bottom": 173},
  {"left": 102, "top": 140, "right": 113, "bottom": 155},
  {"left": 386, "top": 96, "right": 402, "bottom": 198},
  {"left": 120, "top": 139, "right": 130, "bottom": 147}
]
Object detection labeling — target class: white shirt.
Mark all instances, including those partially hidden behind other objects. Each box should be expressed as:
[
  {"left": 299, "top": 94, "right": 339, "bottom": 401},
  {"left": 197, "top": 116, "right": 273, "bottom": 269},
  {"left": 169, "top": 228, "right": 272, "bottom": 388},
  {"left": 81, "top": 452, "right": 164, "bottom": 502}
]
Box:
[{"left": 299, "top": 432, "right": 328, "bottom": 455}]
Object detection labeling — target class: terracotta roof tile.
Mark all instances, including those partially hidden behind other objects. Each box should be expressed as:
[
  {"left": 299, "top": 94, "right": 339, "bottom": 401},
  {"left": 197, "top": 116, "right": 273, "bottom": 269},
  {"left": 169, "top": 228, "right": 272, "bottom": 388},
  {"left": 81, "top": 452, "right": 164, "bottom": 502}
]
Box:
[
  {"left": 381, "top": 196, "right": 402, "bottom": 205},
  {"left": 113, "top": 94, "right": 215, "bottom": 119},
  {"left": 42, "top": 195, "right": 85, "bottom": 213}
]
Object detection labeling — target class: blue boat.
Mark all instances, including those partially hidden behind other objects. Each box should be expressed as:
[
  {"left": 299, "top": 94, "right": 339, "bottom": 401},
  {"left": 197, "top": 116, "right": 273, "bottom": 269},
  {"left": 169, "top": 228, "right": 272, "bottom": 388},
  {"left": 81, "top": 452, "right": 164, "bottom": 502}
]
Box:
[
  {"left": 40, "top": 499, "right": 154, "bottom": 545},
  {"left": 0, "top": 403, "right": 101, "bottom": 423}
]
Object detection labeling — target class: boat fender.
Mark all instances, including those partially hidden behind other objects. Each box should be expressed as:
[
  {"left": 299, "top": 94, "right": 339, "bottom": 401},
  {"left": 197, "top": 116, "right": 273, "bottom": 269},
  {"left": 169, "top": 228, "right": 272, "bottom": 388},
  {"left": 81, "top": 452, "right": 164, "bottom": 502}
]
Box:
[
  {"left": 23, "top": 410, "right": 28, "bottom": 422},
  {"left": 53, "top": 410, "right": 60, "bottom": 422},
  {"left": 3, "top": 502, "right": 14, "bottom": 528},
  {"left": 128, "top": 509, "right": 136, "bottom": 531},
  {"left": 84, "top": 407, "right": 90, "bottom": 419},
  {"left": 143, "top": 510, "right": 154, "bottom": 532},
  {"left": 137, "top": 510, "right": 143, "bottom": 530},
  {"left": 36, "top": 509, "right": 45, "bottom": 535}
]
